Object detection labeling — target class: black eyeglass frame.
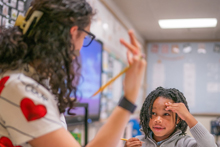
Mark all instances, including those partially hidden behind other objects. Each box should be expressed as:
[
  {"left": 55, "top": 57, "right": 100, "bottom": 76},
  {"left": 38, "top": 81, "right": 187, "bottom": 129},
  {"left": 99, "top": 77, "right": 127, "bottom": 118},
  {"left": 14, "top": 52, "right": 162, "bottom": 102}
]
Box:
[{"left": 78, "top": 28, "right": 96, "bottom": 47}]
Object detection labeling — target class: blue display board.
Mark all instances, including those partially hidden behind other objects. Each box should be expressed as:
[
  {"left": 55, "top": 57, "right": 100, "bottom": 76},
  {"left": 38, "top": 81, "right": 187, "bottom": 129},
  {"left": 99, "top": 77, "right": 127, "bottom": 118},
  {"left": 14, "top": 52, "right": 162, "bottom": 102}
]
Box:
[{"left": 65, "top": 39, "right": 103, "bottom": 124}]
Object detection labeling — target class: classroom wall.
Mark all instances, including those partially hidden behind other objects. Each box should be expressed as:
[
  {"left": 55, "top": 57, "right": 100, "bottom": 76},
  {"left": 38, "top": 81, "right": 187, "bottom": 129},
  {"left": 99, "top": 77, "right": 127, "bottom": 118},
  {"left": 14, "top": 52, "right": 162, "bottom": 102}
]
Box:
[
  {"left": 99, "top": 0, "right": 145, "bottom": 45},
  {"left": 88, "top": 0, "right": 145, "bottom": 64}
]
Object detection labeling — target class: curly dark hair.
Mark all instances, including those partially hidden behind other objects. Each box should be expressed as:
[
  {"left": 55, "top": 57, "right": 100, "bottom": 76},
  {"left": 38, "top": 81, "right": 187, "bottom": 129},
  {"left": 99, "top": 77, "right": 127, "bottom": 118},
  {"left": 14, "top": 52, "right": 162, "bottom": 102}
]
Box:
[
  {"left": 140, "top": 87, "right": 189, "bottom": 138},
  {"left": 0, "top": 0, "right": 95, "bottom": 114}
]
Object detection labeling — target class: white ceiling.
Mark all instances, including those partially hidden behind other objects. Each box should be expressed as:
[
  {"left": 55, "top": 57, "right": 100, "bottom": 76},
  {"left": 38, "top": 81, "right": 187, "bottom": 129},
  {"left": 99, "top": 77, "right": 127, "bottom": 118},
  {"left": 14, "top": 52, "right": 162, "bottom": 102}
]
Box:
[{"left": 111, "top": 0, "right": 220, "bottom": 41}]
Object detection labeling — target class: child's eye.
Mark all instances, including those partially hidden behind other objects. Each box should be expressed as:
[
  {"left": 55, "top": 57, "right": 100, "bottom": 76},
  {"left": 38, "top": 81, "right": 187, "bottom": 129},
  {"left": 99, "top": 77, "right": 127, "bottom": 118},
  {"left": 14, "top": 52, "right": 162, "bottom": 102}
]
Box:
[
  {"left": 164, "top": 113, "right": 170, "bottom": 116},
  {"left": 152, "top": 112, "right": 156, "bottom": 115}
]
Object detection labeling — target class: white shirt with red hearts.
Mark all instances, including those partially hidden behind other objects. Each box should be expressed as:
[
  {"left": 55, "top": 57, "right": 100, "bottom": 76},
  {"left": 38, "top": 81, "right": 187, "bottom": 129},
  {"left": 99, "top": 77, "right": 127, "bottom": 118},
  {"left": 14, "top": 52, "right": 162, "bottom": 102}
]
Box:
[{"left": 0, "top": 65, "right": 67, "bottom": 147}]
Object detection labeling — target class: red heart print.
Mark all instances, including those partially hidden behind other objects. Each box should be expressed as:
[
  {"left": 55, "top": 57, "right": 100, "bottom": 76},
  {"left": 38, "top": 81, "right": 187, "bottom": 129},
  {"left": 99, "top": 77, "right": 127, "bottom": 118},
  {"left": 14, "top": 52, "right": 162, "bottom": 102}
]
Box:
[
  {"left": 0, "top": 76, "right": 10, "bottom": 94},
  {"left": 0, "top": 136, "right": 21, "bottom": 147},
  {"left": 20, "top": 98, "right": 47, "bottom": 121},
  {"left": 0, "top": 143, "right": 6, "bottom": 147}
]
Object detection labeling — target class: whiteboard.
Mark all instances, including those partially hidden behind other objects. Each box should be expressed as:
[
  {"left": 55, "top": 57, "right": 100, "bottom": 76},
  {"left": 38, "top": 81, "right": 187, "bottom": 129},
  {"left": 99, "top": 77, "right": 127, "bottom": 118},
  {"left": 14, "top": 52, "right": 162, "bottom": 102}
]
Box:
[{"left": 146, "top": 42, "right": 220, "bottom": 114}]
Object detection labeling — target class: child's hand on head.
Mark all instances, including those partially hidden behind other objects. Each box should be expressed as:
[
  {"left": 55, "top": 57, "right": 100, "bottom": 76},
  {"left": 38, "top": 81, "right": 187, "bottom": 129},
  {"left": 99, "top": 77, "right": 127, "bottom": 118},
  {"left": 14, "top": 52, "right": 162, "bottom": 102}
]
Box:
[
  {"left": 124, "top": 138, "right": 143, "bottom": 147},
  {"left": 165, "top": 102, "right": 190, "bottom": 121}
]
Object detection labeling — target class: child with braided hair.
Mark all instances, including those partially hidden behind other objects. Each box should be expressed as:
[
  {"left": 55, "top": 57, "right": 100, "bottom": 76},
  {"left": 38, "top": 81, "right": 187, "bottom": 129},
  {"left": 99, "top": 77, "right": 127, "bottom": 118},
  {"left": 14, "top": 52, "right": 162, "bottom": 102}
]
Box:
[{"left": 125, "top": 87, "right": 217, "bottom": 147}]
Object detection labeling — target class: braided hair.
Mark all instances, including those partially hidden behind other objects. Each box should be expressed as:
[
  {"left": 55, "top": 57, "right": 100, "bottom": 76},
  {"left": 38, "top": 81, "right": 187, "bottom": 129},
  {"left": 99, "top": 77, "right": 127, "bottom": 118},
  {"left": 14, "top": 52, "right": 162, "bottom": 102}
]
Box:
[{"left": 140, "top": 87, "right": 189, "bottom": 138}]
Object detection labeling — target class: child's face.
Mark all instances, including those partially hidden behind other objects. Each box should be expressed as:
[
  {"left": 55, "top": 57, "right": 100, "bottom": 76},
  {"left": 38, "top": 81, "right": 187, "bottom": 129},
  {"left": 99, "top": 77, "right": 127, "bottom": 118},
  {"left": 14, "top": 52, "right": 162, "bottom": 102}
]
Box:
[{"left": 148, "top": 97, "right": 179, "bottom": 142}]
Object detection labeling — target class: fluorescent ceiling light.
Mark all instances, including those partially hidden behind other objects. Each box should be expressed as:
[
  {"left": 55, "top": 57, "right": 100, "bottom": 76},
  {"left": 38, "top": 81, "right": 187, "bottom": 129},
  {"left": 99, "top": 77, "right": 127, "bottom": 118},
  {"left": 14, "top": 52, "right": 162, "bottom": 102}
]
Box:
[{"left": 158, "top": 18, "right": 217, "bottom": 29}]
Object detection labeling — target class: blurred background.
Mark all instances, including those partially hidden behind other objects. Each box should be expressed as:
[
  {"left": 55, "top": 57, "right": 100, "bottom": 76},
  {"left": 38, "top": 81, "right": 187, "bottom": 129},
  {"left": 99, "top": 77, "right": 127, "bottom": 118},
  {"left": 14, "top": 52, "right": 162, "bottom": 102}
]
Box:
[{"left": 1, "top": 0, "right": 220, "bottom": 146}]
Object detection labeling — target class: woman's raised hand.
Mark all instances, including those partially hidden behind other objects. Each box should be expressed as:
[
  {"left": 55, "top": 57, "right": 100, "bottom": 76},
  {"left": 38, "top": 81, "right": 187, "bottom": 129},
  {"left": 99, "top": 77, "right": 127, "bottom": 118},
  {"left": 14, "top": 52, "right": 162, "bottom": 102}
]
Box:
[{"left": 120, "top": 30, "right": 147, "bottom": 103}]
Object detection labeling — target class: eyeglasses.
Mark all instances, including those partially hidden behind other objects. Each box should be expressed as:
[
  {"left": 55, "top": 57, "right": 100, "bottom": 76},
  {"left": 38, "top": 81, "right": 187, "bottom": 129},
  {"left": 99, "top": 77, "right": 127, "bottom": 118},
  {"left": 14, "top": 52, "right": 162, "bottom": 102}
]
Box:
[{"left": 78, "top": 28, "right": 96, "bottom": 47}]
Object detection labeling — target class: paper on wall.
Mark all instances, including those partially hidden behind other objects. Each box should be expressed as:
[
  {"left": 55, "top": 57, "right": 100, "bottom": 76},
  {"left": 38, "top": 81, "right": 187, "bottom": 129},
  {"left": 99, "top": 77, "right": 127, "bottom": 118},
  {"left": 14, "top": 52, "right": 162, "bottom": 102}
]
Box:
[
  {"left": 152, "top": 62, "right": 165, "bottom": 90},
  {"left": 183, "top": 63, "right": 196, "bottom": 107}
]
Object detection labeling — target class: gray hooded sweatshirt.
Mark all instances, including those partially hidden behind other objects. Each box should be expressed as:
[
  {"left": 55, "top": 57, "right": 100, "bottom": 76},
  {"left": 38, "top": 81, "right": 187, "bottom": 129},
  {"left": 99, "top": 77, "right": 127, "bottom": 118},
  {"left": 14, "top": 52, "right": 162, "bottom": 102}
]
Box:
[{"left": 136, "top": 122, "right": 217, "bottom": 147}]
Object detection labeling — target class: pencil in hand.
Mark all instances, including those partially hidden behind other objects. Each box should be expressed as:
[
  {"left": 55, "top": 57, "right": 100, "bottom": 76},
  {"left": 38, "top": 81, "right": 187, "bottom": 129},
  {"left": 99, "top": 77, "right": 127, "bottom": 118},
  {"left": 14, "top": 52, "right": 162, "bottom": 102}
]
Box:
[
  {"left": 120, "top": 138, "right": 145, "bottom": 143},
  {"left": 120, "top": 138, "right": 128, "bottom": 141},
  {"left": 91, "top": 66, "right": 130, "bottom": 97}
]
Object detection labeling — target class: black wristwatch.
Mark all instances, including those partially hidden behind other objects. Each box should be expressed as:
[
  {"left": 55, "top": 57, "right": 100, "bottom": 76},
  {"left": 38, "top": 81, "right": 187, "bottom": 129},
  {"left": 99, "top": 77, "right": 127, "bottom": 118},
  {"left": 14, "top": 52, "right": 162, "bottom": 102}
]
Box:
[{"left": 118, "top": 96, "right": 137, "bottom": 113}]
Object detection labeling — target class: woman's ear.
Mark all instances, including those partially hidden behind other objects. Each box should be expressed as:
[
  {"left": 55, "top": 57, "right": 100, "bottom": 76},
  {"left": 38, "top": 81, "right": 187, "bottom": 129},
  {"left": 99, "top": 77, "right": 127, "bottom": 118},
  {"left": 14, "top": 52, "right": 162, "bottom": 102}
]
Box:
[{"left": 70, "top": 26, "right": 78, "bottom": 41}]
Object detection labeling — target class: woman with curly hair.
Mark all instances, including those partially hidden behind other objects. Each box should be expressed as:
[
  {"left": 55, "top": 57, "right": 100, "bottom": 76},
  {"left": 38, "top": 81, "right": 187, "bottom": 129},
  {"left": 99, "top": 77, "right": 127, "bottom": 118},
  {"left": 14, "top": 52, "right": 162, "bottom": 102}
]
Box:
[
  {"left": 0, "top": 0, "right": 146, "bottom": 147},
  {"left": 124, "top": 87, "right": 217, "bottom": 147}
]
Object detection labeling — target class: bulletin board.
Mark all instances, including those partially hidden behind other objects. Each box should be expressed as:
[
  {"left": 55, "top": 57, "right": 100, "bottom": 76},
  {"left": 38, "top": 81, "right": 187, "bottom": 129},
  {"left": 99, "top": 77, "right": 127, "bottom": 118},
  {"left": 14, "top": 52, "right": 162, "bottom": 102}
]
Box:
[
  {"left": 100, "top": 49, "right": 126, "bottom": 119},
  {"left": 0, "top": 0, "right": 27, "bottom": 27},
  {"left": 146, "top": 42, "right": 220, "bottom": 115}
]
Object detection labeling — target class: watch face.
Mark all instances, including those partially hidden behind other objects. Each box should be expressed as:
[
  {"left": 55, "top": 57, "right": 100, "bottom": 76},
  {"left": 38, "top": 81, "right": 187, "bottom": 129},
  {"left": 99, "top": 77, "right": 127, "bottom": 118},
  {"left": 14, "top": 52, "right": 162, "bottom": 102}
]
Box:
[{"left": 118, "top": 97, "right": 136, "bottom": 113}]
